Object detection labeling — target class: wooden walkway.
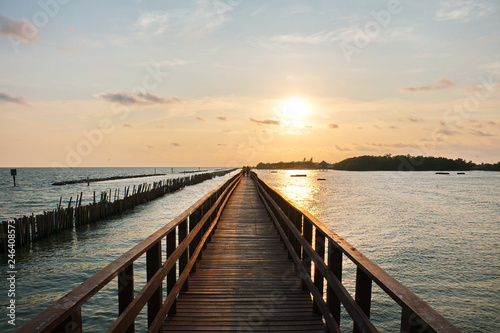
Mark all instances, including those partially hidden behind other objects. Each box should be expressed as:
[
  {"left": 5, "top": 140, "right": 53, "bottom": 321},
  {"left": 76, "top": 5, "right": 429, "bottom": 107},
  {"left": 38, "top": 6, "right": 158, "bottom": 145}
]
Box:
[{"left": 163, "top": 176, "right": 326, "bottom": 332}]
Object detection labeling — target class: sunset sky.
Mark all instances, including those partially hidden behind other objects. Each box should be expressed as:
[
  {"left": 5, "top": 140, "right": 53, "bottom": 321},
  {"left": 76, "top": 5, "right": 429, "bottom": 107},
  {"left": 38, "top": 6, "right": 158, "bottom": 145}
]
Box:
[{"left": 1, "top": 0, "right": 499, "bottom": 167}]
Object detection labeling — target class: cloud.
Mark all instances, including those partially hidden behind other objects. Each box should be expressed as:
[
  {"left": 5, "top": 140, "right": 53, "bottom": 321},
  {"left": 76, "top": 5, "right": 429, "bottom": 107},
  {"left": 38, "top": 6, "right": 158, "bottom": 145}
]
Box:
[
  {"left": 136, "top": 11, "right": 169, "bottom": 35},
  {"left": 97, "top": 91, "right": 181, "bottom": 106},
  {"left": 388, "top": 125, "right": 398, "bottom": 129},
  {"left": 249, "top": 118, "right": 280, "bottom": 126},
  {"left": 265, "top": 24, "right": 415, "bottom": 48},
  {"left": 269, "top": 28, "right": 349, "bottom": 45},
  {"left": 335, "top": 145, "right": 351, "bottom": 151},
  {"left": 217, "top": 116, "right": 228, "bottom": 121},
  {"left": 135, "top": 1, "right": 235, "bottom": 38},
  {"left": 436, "top": 0, "right": 493, "bottom": 22},
  {"left": 0, "top": 15, "right": 39, "bottom": 44},
  {"left": 328, "top": 123, "right": 339, "bottom": 129},
  {"left": 196, "top": 116, "right": 207, "bottom": 122},
  {"left": 0, "top": 92, "right": 26, "bottom": 105},
  {"left": 438, "top": 128, "right": 461, "bottom": 136},
  {"left": 171, "top": 142, "right": 181, "bottom": 147},
  {"left": 399, "top": 78, "right": 454, "bottom": 93},
  {"left": 407, "top": 116, "right": 423, "bottom": 123},
  {"left": 470, "top": 129, "right": 494, "bottom": 137}
]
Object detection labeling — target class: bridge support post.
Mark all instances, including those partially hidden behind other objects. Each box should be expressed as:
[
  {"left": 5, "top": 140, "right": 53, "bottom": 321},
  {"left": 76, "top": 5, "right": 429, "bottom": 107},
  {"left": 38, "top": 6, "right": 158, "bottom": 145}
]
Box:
[
  {"left": 179, "top": 219, "right": 189, "bottom": 292},
  {"left": 302, "top": 219, "right": 313, "bottom": 291},
  {"left": 354, "top": 266, "right": 372, "bottom": 333},
  {"left": 118, "top": 263, "right": 134, "bottom": 333},
  {"left": 313, "top": 231, "right": 325, "bottom": 314},
  {"left": 147, "top": 241, "right": 162, "bottom": 326},
  {"left": 327, "top": 241, "right": 343, "bottom": 325},
  {"left": 167, "top": 229, "right": 177, "bottom": 316}
]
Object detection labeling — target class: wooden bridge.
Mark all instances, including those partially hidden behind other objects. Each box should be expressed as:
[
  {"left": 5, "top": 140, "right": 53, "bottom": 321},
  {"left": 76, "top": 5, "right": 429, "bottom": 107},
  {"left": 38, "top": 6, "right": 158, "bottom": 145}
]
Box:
[{"left": 18, "top": 171, "right": 461, "bottom": 333}]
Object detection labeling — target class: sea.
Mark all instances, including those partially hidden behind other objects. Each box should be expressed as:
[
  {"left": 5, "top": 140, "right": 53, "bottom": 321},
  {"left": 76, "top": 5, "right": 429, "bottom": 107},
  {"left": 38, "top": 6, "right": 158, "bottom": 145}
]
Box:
[{"left": 0, "top": 168, "right": 499, "bottom": 332}]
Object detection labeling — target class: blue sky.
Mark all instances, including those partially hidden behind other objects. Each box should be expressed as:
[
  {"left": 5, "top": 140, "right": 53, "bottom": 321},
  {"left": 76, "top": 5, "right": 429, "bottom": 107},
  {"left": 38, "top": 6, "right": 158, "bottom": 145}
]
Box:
[{"left": 1, "top": 0, "right": 499, "bottom": 167}]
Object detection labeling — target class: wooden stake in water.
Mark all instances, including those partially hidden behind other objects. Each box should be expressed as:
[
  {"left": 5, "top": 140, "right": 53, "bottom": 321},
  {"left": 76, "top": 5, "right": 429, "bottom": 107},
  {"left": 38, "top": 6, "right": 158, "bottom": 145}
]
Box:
[{"left": 10, "top": 169, "right": 17, "bottom": 187}]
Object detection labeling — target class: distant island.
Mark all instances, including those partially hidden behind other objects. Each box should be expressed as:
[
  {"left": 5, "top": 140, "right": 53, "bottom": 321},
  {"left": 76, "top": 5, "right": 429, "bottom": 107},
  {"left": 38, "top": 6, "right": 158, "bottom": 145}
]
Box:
[{"left": 255, "top": 155, "right": 500, "bottom": 171}]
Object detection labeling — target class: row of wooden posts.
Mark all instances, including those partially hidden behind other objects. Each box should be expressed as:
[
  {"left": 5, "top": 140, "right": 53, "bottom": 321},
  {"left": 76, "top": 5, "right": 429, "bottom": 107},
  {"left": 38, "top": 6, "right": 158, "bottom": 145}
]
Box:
[{"left": 0, "top": 169, "right": 236, "bottom": 253}]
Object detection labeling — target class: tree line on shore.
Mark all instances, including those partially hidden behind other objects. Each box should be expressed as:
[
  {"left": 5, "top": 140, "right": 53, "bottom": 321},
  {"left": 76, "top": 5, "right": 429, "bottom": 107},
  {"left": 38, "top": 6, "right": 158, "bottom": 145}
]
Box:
[{"left": 256, "top": 155, "right": 500, "bottom": 171}]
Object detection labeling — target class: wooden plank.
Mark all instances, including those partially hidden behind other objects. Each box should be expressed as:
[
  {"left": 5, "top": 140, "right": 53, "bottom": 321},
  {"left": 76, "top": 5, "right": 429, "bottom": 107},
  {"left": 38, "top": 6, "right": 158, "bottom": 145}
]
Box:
[{"left": 163, "top": 177, "right": 325, "bottom": 332}]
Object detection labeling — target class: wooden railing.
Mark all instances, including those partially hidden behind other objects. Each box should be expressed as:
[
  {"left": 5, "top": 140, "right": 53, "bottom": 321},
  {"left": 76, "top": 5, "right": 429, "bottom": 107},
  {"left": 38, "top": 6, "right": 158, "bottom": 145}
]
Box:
[
  {"left": 17, "top": 171, "right": 242, "bottom": 333},
  {"left": 252, "top": 172, "right": 461, "bottom": 333}
]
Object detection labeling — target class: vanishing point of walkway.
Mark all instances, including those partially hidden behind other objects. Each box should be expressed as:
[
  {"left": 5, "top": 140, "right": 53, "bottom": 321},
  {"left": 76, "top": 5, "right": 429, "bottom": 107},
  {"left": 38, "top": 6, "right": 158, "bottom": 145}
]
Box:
[{"left": 163, "top": 176, "right": 326, "bottom": 332}]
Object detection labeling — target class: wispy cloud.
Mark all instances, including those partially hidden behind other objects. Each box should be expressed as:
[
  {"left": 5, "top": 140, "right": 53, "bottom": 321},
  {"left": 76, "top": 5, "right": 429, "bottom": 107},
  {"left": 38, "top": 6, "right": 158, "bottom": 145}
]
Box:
[
  {"left": 470, "top": 129, "right": 494, "bottom": 137},
  {"left": 135, "top": 1, "right": 235, "bottom": 38},
  {"left": 0, "top": 92, "right": 26, "bottom": 105},
  {"left": 269, "top": 28, "right": 352, "bottom": 45},
  {"left": 136, "top": 11, "right": 169, "bottom": 35},
  {"left": 266, "top": 24, "right": 415, "bottom": 47},
  {"left": 250, "top": 118, "right": 280, "bottom": 126},
  {"left": 217, "top": 116, "right": 228, "bottom": 121},
  {"left": 328, "top": 123, "right": 339, "bottom": 129},
  {"left": 399, "top": 78, "right": 455, "bottom": 93},
  {"left": 171, "top": 142, "right": 181, "bottom": 147},
  {"left": 0, "top": 15, "right": 39, "bottom": 44},
  {"left": 196, "top": 116, "right": 207, "bottom": 122},
  {"left": 97, "top": 91, "right": 181, "bottom": 106},
  {"left": 438, "top": 128, "right": 461, "bottom": 136},
  {"left": 335, "top": 145, "right": 350, "bottom": 151},
  {"left": 407, "top": 116, "right": 423, "bottom": 123},
  {"left": 436, "top": 0, "right": 493, "bottom": 22}
]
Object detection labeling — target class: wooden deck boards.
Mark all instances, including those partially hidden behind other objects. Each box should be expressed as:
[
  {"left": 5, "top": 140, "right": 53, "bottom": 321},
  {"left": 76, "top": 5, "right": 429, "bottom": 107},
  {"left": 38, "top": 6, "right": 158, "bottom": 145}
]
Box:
[{"left": 163, "top": 176, "right": 325, "bottom": 332}]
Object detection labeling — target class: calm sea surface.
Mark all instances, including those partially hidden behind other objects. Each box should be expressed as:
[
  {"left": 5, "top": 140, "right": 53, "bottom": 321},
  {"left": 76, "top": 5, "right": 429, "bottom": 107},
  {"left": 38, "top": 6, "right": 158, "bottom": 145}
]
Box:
[
  {"left": 0, "top": 168, "right": 499, "bottom": 332},
  {"left": 256, "top": 170, "right": 500, "bottom": 333}
]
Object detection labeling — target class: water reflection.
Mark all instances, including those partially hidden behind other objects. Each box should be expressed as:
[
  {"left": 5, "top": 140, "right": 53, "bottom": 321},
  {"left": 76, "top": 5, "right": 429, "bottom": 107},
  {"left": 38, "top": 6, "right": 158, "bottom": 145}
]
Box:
[{"left": 256, "top": 169, "right": 500, "bottom": 332}]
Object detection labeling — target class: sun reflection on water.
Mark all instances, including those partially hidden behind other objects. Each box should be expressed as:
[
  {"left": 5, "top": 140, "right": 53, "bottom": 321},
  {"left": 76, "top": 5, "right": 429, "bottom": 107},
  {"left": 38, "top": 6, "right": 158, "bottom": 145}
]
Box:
[{"left": 265, "top": 169, "right": 329, "bottom": 218}]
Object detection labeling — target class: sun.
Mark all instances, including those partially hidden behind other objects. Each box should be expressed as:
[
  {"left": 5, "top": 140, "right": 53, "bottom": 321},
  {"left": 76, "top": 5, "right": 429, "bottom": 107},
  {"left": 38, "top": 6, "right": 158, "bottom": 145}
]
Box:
[{"left": 282, "top": 98, "right": 308, "bottom": 119}]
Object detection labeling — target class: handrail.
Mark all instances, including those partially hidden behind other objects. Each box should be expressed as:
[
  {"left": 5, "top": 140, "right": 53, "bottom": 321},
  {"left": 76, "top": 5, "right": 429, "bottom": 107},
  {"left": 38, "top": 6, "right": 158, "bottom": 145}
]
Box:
[
  {"left": 17, "top": 171, "right": 242, "bottom": 333},
  {"left": 252, "top": 171, "right": 461, "bottom": 333}
]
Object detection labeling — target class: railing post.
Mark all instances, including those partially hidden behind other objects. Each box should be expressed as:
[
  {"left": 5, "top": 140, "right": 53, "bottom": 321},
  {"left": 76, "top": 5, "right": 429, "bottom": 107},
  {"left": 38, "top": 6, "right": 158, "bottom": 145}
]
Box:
[
  {"left": 53, "top": 307, "right": 82, "bottom": 333},
  {"left": 167, "top": 229, "right": 177, "bottom": 316},
  {"left": 147, "top": 240, "right": 162, "bottom": 328},
  {"left": 327, "top": 240, "right": 343, "bottom": 325},
  {"left": 178, "top": 219, "right": 189, "bottom": 291},
  {"left": 313, "top": 231, "right": 325, "bottom": 314},
  {"left": 118, "top": 263, "right": 134, "bottom": 333},
  {"left": 401, "top": 308, "right": 423, "bottom": 333},
  {"left": 292, "top": 209, "right": 302, "bottom": 259},
  {"left": 188, "top": 214, "right": 197, "bottom": 274},
  {"left": 302, "top": 218, "right": 313, "bottom": 291},
  {"left": 202, "top": 202, "right": 209, "bottom": 249},
  {"left": 285, "top": 204, "right": 293, "bottom": 260},
  {"left": 354, "top": 266, "right": 372, "bottom": 333}
]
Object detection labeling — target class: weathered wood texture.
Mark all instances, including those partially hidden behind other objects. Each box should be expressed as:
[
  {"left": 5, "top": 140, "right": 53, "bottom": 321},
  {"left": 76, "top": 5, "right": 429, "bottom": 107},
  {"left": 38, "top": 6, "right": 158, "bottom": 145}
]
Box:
[{"left": 163, "top": 176, "right": 325, "bottom": 332}]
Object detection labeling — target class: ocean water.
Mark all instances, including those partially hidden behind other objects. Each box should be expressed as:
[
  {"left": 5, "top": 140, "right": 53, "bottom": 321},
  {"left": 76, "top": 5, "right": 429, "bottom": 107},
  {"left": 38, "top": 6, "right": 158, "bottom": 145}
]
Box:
[
  {"left": 256, "top": 169, "right": 500, "bottom": 332},
  {"left": 0, "top": 167, "right": 237, "bottom": 332},
  {"left": 0, "top": 167, "right": 220, "bottom": 221},
  {"left": 0, "top": 168, "right": 499, "bottom": 332}
]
